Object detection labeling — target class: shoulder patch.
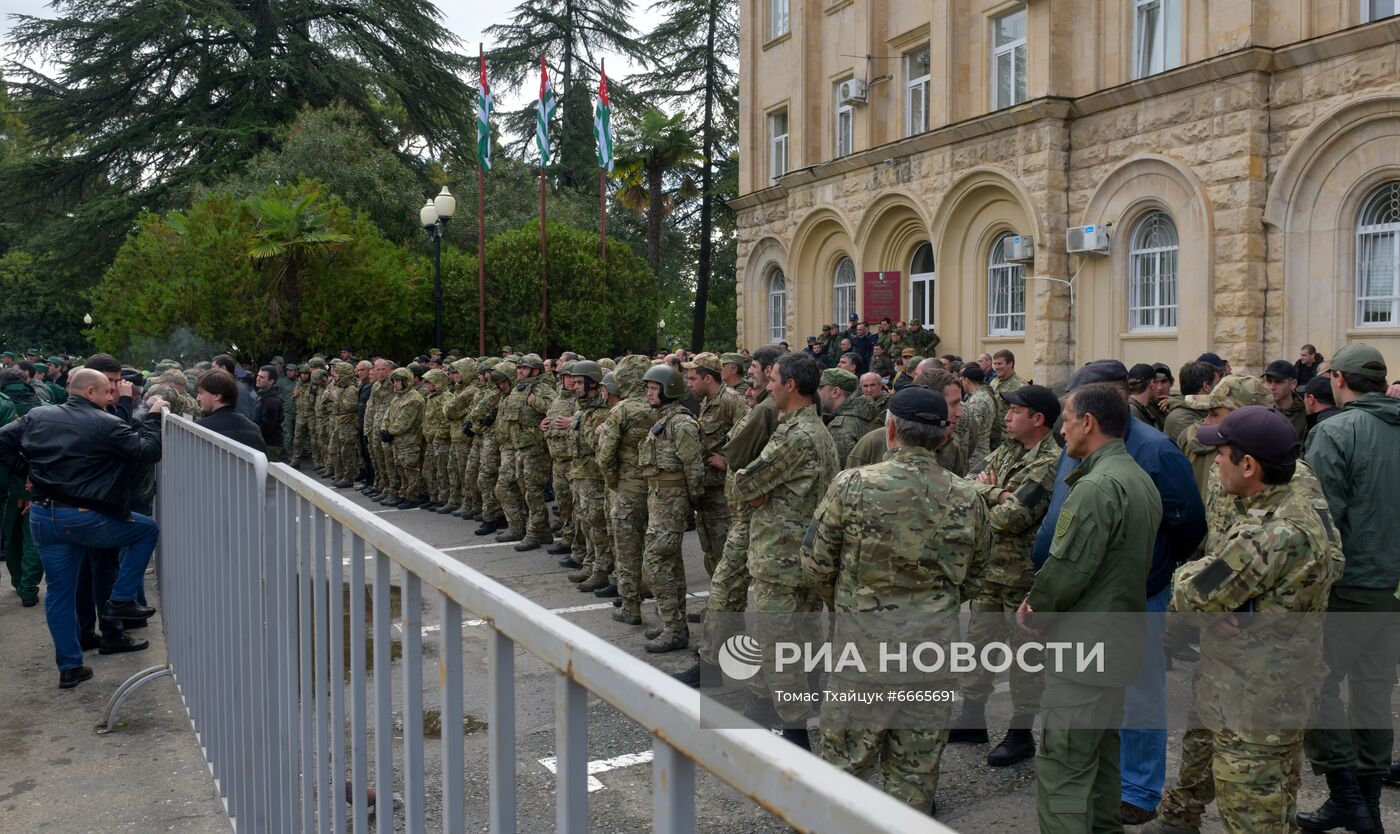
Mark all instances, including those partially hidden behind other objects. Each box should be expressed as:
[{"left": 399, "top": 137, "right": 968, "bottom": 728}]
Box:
[
  {"left": 1053, "top": 508, "right": 1074, "bottom": 540},
  {"left": 1191, "top": 558, "right": 1235, "bottom": 596}
]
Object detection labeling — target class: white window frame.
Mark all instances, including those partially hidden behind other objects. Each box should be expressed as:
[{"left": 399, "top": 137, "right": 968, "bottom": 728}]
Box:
[
  {"left": 768, "top": 267, "right": 788, "bottom": 342},
  {"left": 904, "top": 46, "right": 931, "bottom": 137},
  {"left": 1133, "top": 0, "right": 1181, "bottom": 79},
  {"left": 1128, "top": 211, "right": 1180, "bottom": 331},
  {"left": 1355, "top": 181, "right": 1400, "bottom": 327},
  {"left": 835, "top": 93, "right": 854, "bottom": 158},
  {"left": 987, "top": 233, "right": 1026, "bottom": 336},
  {"left": 768, "top": 109, "right": 788, "bottom": 180},
  {"left": 909, "top": 242, "right": 936, "bottom": 328},
  {"left": 769, "top": 0, "right": 789, "bottom": 38},
  {"left": 1362, "top": 0, "right": 1397, "bottom": 22},
  {"left": 991, "top": 7, "right": 1027, "bottom": 110},
  {"left": 834, "top": 257, "right": 857, "bottom": 324}
]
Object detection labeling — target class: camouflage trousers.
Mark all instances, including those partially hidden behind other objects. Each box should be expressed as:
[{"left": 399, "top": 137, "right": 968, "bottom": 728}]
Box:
[
  {"left": 962, "top": 581, "right": 1044, "bottom": 715},
  {"left": 332, "top": 420, "right": 359, "bottom": 482},
  {"left": 552, "top": 459, "right": 576, "bottom": 547},
  {"left": 643, "top": 482, "right": 691, "bottom": 637},
  {"left": 819, "top": 714, "right": 951, "bottom": 811},
  {"left": 699, "top": 501, "right": 754, "bottom": 666},
  {"left": 423, "top": 438, "right": 450, "bottom": 503},
  {"left": 282, "top": 410, "right": 296, "bottom": 459},
  {"left": 693, "top": 484, "right": 730, "bottom": 576},
  {"left": 460, "top": 438, "right": 481, "bottom": 514},
  {"left": 610, "top": 485, "right": 649, "bottom": 616},
  {"left": 573, "top": 478, "right": 612, "bottom": 576},
  {"left": 291, "top": 413, "right": 313, "bottom": 463},
  {"left": 366, "top": 432, "right": 389, "bottom": 492},
  {"left": 498, "top": 446, "right": 551, "bottom": 542},
  {"left": 477, "top": 438, "right": 501, "bottom": 520},
  {"left": 392, "top": 438, "right": 424, "bottom": 501},
  {"left": 1159, "top": 725, "right": 1303, "bottom": 833},
  {"left": 445, "top": 439, "right": 471, "bottom": 509},
  {"left": 750, "top": 579, "right": 822, "bottom": 725}
]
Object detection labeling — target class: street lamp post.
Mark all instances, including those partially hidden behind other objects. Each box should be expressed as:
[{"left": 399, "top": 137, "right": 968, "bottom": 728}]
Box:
[{"left": 419, "top": 187, "right": 456, "bottom": 349}]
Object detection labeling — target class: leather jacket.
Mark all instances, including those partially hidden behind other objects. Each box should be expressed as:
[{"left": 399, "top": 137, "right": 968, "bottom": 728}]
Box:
[{"left": 0, "top": 394, "right": 162, "bottom": 518}]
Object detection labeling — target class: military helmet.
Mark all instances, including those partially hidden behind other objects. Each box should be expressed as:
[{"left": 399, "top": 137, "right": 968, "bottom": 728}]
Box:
[
  {"left": 423, "top": 368, "right": 448, "bottom": 388},
  {"left": 389, "top": 367, "right": 413, "bottom": 386},
  {"left": 307, "top": 357, "right": 327, "bottom": 369},
  {"left": 642, "top": 364, "right": 686, "bottom": 400},
  {"left": 311, "top": 368, "right": 327, "bottom": 383},
  {"left": 520, "top": 353, "right": 545, "bottom": 371},
  {"left": 451, "top": 357, "right": 479, "bottom": 378},
  {"left": 491, "top": 360, "right": 517, "bottom": 383},
  {"left": 571, "top": 360, "right": 604, "bottom": 384},
  {"left": 600, "top": 372, "right": 621, "bottom": 397},
  {"left": 598, "top": 357, "right": 616, "bottom": 372},
  {"left": 479, "top": 357, "right": 499, "bottom": 373},
  {"left": 558, "top": 360, "right": 577, "bottom": 376}
]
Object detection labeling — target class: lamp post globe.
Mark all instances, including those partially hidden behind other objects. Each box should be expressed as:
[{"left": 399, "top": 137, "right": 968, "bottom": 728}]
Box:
[
  {"left": 420, "top": 199, "right": 439, "bottom": 230},
  {"left": 433, "top": 187, "right": 456, "bottom": 222}
]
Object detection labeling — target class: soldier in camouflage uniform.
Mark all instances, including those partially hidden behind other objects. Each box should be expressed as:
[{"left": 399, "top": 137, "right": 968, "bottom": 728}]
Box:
[
  {"left": 988, "top": 349, "right": 1026, "bottom": 451},
  {"left": 330, "top": 361, "right": 361, "bottom": 487},
  {"left": 1145, "top": 406, "right": 1343, "bottom": 834},
  {"left": 419, "top": 368, "right": 451, "bottom": 510},
  {"left": 948, "top": 384, "right": 1062, "bottom": 766},
  {"left": 147, "top": 369, "right": 200, "bottom": 417},
  {"left": 1180, "top": 373, "right": 1272, "bottom": 501},
  {"left": 471, "top": 361, "right": 512, "bottom": 534},
  {"left": 817, "top": 367, "right": 878, "bottom": 468},
  {"left": 732, "top": 353, "right": 840, "bottom": 729},
  {"left": 380, "top": 368, "right": 426, "bottom": 508},
  {"left": 363, "top": 360, "right": 393, "bottom": 501},
  {"left": 543, "top": 363, "right": 580, "bottom": 556},
  {"left": 720, "top": 353, "right": 751, "bottom": 397},
  {"left": 495, "top": 354, "right": 556, "bottom": 550},
  {"left": 637, "top": 364, "right": 704, "bottom": 652},
  {"left": 442, "top": 358, "right": 480, "bottom": 516},
  {"left": 291, "top": 365, "right": 316, "bottom": 466},
  {"left": 683, "top": 352, "right": 750, "bottom": 576},
  {"left": 959, "top": 365, "right": 997, "bottom": 471},
  {"left": 804, "top": 386, "right": 991, "bottom": 810},
  {"left": 277, "top": 359, "right": 297, "bottom": 454},
  {"left": 315, "top": 366, "right": 338, "bottom": 475},
  {"left": 567, "top": 361, "right": 616, "bottom": 592},
  {"left": 598, "top": 356, "right": 658, "bottom": 624}
]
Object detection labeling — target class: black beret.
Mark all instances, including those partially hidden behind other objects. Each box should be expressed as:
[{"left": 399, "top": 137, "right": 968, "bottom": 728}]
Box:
[
  {"left": 888, "top": 386, "right": 949, "bottom": 427},
  {"left": 1066, "top": 359, "right": 1129, "bottom": 392}
]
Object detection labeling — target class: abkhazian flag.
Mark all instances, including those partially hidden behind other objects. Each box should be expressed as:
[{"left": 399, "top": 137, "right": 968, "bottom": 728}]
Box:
[
  {"left": 536, "top": 55, "right": 557, "bottom": 166},
  {"left": 594, "top": 61, "right": 614, "bottom": 174},
  {"left": 477, "top": 46, "right": 492, "bottom": 173}
]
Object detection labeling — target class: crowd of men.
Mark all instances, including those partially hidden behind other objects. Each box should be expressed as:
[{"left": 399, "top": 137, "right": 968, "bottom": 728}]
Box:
[{"left": 1, "top": 326, "right": 1398, "bottom": 833}]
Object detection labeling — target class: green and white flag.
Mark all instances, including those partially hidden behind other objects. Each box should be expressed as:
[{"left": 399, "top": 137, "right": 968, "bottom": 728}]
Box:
[
  {"left": 594, "top": 61, "right": 613, "bottom": 174},
  {"left": 477, "top": 46, "right": 492, "bottom": 173},
  {"left": 536, "top": 55, "right": 557, "bottom": 166}
]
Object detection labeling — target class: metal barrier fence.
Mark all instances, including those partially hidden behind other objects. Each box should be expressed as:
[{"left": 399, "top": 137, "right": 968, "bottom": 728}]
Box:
[{"left": 151, "top": 414, "right": 955, "bottom": 833}]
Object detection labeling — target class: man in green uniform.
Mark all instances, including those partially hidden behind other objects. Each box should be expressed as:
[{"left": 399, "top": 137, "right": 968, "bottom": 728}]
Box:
[
  {"left": 330, "top": 361, "right": 361, "bottom": 487},
  {"left": 380, "top": 368, "right": 426, "bottom": 508},
  {"left": 418, "top": 368, "right": 451, "bottom": 509},
  {"left": 948, "top": 384, "right": 1061, "bottom": 766},
  {"left": 273, "top": 356, "right": 296, "bottom": 454},
  {"left": 567, "top": 361, "right": 616, "bottom": 592},
  {"left": 442, "top": 358, "right": 480, "bottom": 516},
  {"left": 496, "top": 354, "right": 555, "bottom": 550},
  {"left": 732, "top": 352, "right": 840, "bottom": 743},
  {"left": 720, "top": 353, "right": 750, "bottom": 397},
  {"left": 684, "top": 352, "right": 750, "bottom": 577},
  {"left": 1019, "top": 383, "right": 1162, "bottom": 834},
  {"left": 469, "top": 360, "right": 512, "bottom": 532},
  {"left": 989, "top": 349, "right": 1025, "bottom": 446},
  {"left": 363, "top": 360, "right": 392, "bottom": 500},
  {"left": 959, "top": 364, "right": 997, "bottom": 469},
  {"left": 543, "top": 363, "right": 580, "bottom": 557},
  {"left": 1178, "top": 374, "right": 1271, "bottom": 501},
  {"left": 804, "top": 386, "right": 991, "bottom": 814},
  {"left": 1144, "top": 406, "right": 1343, "bottom": 834},
  {"left": 1263, "top": 360, "right": 1308, "bottom": 445},
  {"left": 817, "top": 367, "right": 878, "bottom": 469},
  {"left": 597, "top": 356, "right": 659, "bottom": 622}
]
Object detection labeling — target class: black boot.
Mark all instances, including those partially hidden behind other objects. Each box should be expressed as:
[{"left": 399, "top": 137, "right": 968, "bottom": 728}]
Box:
[
  {"left": 672, "top": 658, "right": 719, "bottom": 688},
  {"left": 1385, "top": 760, "right": 1400, "bottom": 787},
  {"left": 986, "top": 722, "right": 1036, "bottom": 767},
  {"left": 780, "top": 727, "right": 811, "bottom": 751},
  {"left": 1358, "top": 773, "right": 1384, "bottom": 833},
  {"left": 1298, "top": 768, "right": 1379, "bottom": 833},
  {"left": 473, "top": 518, "right": 498, "bottom": 536},
  {"left": 946, "top": 699, "right": 989, "bottom": 744}
]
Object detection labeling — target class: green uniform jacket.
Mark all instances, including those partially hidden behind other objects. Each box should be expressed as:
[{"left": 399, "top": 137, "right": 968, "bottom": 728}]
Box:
[
  {"left": 964, "top": 385, "right": 997, "bottom": 468},
  {"left": 1129, "top": 397, "right": 1162, "bottom": 432},
  {"left": 383, "top": 388, "right": 425, "bottom": 441},
  {"left": 637, "top": 400, "right": 704, "bottom": 499},
  {"left": 696, "top": 386, "right": 749, "bottom": 488},
  {"left": 845, "top": 425, "right": 887, "bottom": 470},
  {"left": 1279, "top": 392, "right": 1308, "bottom": 445},
  {"left": 1027, "top": 439, "right": 1162, "bottom": 688},
  {"left": 597, "top": 393, "right": 657, "bottom": 495},
  {"left": 721, "top": 394, "right": 778, "bottom": 472},
  {"left": 570, "top": 394, "right": 610, "bottom": 481},
  {"left": 971, "top": 432, "right": 1061, "bottom": 589},
  {"left": 825, "top": 393, "right": 879, "bottom": 470},
  {"left": 1162, "top": 399, "right": 1205, "bottom": 447},
  {"left": 543, "top": 393, "right": 579, "bottom": 462}
]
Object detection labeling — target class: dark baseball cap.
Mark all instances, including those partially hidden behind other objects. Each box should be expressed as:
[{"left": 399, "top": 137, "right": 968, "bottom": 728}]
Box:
[
  {"left": 959, "top": 364, "right": 986, "bottom": 382},
  {"left": 1126, "top": 363, "right": 1156, "bottom": 384},
  {"left": 1152, "top": 362, "right": 1174, "bottom": 382},
  {"left": 1197, "top": 352, "right": 1229, "bottom": 370},
  {"left": 1195, "top": 405, "right": 1300, "bottom": 466},
  {"left": 1263, "top": 360, "right": 1296, "bottom": 381},
  {"left": 1066, "top": 359, "right": 1129, "bottom": 392},
  {"left": 1303, "top": 375, "right": 1334, "bottom": 404},
  {"left": 888, "top": 386, "right": 949, "bottom": 426},
  {"left": 1001, "top": 384, "right": 1062, "bottom": 425},
  {"left": 849, "top": 313, "right": 860, "bottom": 322}
]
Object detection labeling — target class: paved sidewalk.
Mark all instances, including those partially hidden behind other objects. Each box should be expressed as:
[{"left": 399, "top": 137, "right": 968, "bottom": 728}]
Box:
[{"left": 0, "top": 576, "right": 229, "bottom": 834}]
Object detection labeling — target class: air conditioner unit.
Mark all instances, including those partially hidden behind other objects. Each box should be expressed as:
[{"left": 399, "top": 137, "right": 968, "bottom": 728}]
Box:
[
  {"left": 1067, "top": 224, "right": 1111, "bottom": 254},
  {"left": 1006, "top": 235, "right": 1034, "bottom": 263},
  {"left": 837, "top": 78, "right": 867, "bottom": 105}
]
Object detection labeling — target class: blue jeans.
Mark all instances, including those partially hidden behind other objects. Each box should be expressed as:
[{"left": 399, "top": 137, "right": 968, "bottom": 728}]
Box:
[
  {"left": 30, "top": 504, "right": 160, "bottom": 670},
  {"left": 1120, "top": 585, "right": 1169, "bottom": 810}
]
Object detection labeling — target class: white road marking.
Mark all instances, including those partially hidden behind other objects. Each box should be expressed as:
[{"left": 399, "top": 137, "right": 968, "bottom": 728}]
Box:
[
  {"left": 538, "top": 750, "right": 654, "bottom": 792},
  {"left": 372, "top": 508, "right": 400, "bottom": 514},
  {"left": 440, "top": 541, "right": 509, "bottom": 553},
  {"left": 417, "top": 591, "right": 712, "bottom": 633}
]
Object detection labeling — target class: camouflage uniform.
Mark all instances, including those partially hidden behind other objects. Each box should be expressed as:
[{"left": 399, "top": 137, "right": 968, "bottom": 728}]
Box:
[
  {"left": 364, "top": 374, "right": 393, "bottom": 496},
  {"left": 331, "top": 363, "right": 360, "bottom": 485},
  {"left": 543, "top": 376, "right": 579, "bottom": 549},
  {"left": 570, "top": 384, "right": 614, "bottom": 586},
  {"left": 420, "top": 369, "right": 451, "bottom": 505},
  {"left": 826, "top": 393, "right": 879, "bottom": 470},
  {"left": 597, "top": 358, "right": 658, "bottom": 620},
  {"left": 382, "top": 368, "right": 426, "bottom": 502},
  {"left": 277, "top": 364, "right": 296, "bottom": 454},
  {"left": 1159, "top": 475, "right": 1344, "bottom": 834},
  {"left": 961, "top": 432, "right": 1060, "bottom": 714},
  {"left": 470, "top": 366, "right": 511, "bottom": 525},
  {"left": 291, "top": 370, "right": 315, "bottom": 465},
  {"left": 148, "top": 369, "right": 199, "bottom": 417},
  {"left": 315, "top": 372, "right": 337, "bottom": 469},
  {"left": 638, "top": 397, "right": 704, "bottom": 646},
  {"left": 691, "top": 360, "right": 750, "bottom": 576},
  {"left": 732, "top": 403, "right": 839, "bottom": 723},
  {"left": 989, "top": 372, "right": 1026, "bottom": 451},
  {"left": 963, "top": 383, "right": 997, "bottom": 471},
  {"left": 1180, "top": 374, "right": 1273, "bottom": 500},
  {"left": 442, "top": 359, "right": 480, "bottom": 514},
  {"left": 804, "top": 445, "right": 991, "bottom": 811},
  {"left": 496, "top": 359, "right": 556, "bottom": 545}
]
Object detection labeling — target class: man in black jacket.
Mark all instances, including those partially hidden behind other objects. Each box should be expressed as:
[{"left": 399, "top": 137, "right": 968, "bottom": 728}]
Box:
[
  {"left": 0, "top": 368, "right": 169, "bottom": 688},
  {"left": 252, "top": 365, "right": 284, "bottom": 460},
  {"left": 196, "top": 370, "right": 268, "bottom": 453}
]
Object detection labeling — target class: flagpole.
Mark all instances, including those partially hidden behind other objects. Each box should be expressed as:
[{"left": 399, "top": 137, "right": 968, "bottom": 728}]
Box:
[
  {"left": 477, "top": 164, "right": 486, "bottom": 357},
  {"left": 599, "top": 167, "right": 607, "bottom": 302},
  {"left": 540, "top": 166, "right": 548, "bottom": 355}
]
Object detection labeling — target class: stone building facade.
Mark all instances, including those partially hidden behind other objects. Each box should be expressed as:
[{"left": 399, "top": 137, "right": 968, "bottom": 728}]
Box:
[{"left": 732, "top": 0, "right": 1400, "bottom": 385}]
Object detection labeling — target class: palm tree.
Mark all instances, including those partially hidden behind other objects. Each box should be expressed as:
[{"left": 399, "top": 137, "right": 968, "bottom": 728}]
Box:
[
  {"left": 613, "top": 109, "right": 700, "bottom": 276},
  {"left": 246, "top": 193, "right": 351, "bottom": 342}
]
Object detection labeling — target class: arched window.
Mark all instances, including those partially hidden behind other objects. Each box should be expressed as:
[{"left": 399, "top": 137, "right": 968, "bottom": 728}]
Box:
[
  {"left": 987, "top": 233, "right": 1026, "bottom": 335},
  {"left": 1128, "top": 211, "right": 1179, "bottom": 331},
  {"left": 1356, "top": 181, "right": 1400, "bottom": 327},
  {"left": 909, "top": 243, "right": 935, "bottom": 327},
  {"left": 833, "top": 257, "right": 857, "bottom": 324},
  {"left": 767, "top": 267, "right": 787, "bottom": 342}
]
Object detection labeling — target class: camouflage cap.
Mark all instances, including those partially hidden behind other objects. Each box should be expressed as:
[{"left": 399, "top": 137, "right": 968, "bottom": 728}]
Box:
[
  {"left": 720, "top": 352, "right": 746, "bottom": 368},
  {"left": 820, "top": 367, "right": 858, "bottom": 392},
  {"left": 1185, "top": 373, "right": 1272, "bottom": 411},
  {"left": 491, "top": 360, "right": 517, "bottom": 382},
  {"left": 682, "top": 352, "right": 722, "bottom": 375},
  {"left": 450, "top": 357, "right": 479, "bottom": 377},
  {"left": 389, "top": 367, "right": 413, "bottom": 385},
  {"left": 423, "top": 368, "right": 448, "bottom": 388}
]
